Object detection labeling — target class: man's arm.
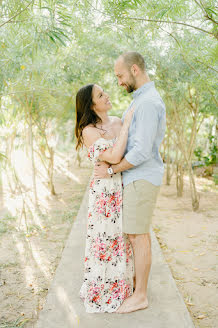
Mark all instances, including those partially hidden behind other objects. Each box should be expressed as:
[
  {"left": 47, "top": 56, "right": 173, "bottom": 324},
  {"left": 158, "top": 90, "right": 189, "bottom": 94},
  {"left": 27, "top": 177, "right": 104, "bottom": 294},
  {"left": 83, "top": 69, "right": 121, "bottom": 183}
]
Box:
[
  {"left": 94, "top": 153, "right": 134, "bottom": 179},
  {"left": 111, "top": 157, "right": 134, "bottom": 173},
  {"left": 94, "top": 100, "right": 159, "bottom": 178},
  {"left": 124, "top": 101, "right": 158, "bottom": 167}
]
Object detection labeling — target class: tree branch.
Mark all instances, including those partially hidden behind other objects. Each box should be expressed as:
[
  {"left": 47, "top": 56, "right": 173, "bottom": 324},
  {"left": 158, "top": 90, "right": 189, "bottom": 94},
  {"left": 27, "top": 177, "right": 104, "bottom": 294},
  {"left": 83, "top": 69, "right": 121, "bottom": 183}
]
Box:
[
  {"left": 126, "top": 16, "right": 216, "bottom": 38},
  {"left": 195, "top": 59, "right": 218, "bottom": 73},
  {"left": 193, "top": 0, "right": 218, "bottom": 25},
  {"left": 158, "top": 26, "right": 218, "bottom": 107},
  {"left": 0, "top": 1, "right": 34, "bottom": 28}
]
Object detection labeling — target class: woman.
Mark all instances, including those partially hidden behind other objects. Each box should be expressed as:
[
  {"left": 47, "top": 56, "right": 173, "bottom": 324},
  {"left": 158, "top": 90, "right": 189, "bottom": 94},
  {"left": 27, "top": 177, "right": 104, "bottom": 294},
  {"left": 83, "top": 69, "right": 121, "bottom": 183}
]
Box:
[{"left": 75, "top": 83, "right": 135, "bottom": 313}]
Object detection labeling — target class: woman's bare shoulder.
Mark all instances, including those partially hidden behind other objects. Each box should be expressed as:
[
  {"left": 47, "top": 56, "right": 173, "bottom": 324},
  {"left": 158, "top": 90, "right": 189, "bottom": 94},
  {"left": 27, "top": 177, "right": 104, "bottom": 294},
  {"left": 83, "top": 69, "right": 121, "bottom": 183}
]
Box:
[{"left": 82, "top": 125, "right": 102, "bottom": 148}]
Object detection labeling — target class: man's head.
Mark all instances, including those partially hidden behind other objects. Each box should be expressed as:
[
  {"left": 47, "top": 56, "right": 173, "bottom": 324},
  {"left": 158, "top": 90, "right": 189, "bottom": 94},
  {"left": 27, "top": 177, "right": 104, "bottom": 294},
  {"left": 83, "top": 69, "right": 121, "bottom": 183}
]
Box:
[{"left": 114, "top": 51, "right": 146, "bottom": 93}]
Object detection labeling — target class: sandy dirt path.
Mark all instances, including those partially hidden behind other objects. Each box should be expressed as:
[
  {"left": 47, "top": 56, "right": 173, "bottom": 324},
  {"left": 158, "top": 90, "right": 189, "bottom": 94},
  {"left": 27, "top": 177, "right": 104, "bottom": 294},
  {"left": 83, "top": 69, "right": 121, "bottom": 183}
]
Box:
[
  {"left": 153, "top": 175, "right": 217, "bottom": 328},
  {"left": 0, "top": 160, "right": 217, "bottom": 327}
]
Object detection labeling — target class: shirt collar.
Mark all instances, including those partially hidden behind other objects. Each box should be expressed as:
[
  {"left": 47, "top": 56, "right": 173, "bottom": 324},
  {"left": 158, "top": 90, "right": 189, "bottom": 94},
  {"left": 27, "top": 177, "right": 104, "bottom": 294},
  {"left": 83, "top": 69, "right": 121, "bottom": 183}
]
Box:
[{"left": 132, "top": 81, "right": 155, "bottom": 99}]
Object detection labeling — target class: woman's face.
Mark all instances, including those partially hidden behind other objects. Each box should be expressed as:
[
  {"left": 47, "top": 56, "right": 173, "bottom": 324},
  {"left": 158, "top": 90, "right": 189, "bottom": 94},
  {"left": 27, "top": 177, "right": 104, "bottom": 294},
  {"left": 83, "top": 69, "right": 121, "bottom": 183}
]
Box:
[{"left": 92, "top": 85, "right": 112, "bottom": 113}]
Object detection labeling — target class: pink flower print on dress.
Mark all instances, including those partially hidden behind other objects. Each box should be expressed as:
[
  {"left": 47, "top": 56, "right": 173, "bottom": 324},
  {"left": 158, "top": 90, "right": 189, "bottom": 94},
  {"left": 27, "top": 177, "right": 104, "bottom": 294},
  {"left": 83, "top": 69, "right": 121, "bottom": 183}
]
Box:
[
  {"left": 79, "top": 138, "right": 134, "bottom": 312},
  {"left": 111, "top": 280, "right": 131, "bottom": 301},
  {"left": 88, "top": 282, "right": 101, "bottom": 304},
  {"left": 95, "top": 194, "right": 107, "bottom": 215},
  {"left": 87, "top": 145, "right": 94, "bottom": 160},
  {"left": 90, "top": 178, "right": 94, "bottom": 188},
  {"left": 109, "top": 281, "right": 118, "bottom": 293},
  {"left": 124, "top": 283, "right": 131, "bottom": 300},
  {"left": 108, "top": 191, "right": 122, "bottom": 213},
  {"left": 93, "top": 237, "right": 107, "bottom": 260},
  {"left": 110, "top": 236, "right": 125, "bottom": 257},
  {"left": 111, "top": 280, "right": 124, "bottom": 300}
]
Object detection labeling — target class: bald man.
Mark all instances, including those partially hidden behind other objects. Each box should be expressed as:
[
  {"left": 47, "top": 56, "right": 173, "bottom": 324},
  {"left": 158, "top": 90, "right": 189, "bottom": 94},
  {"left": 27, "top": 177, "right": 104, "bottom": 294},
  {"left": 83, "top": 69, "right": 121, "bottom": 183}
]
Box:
[{"left": 94, "top": 51, "right": 166, "bottom": 313}]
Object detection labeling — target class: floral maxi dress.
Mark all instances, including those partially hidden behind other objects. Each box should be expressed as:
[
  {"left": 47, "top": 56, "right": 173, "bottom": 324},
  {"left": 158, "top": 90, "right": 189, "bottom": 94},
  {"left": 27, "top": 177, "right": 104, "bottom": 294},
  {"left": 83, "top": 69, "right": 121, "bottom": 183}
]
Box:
[{"left": 79, "top": 137, "right": 134, "bottom": 313}]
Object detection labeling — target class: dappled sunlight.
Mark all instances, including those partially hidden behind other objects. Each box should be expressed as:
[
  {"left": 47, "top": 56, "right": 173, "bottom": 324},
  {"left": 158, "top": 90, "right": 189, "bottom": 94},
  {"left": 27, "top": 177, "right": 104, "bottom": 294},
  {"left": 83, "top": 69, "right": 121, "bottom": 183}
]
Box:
[
  {"left": 0, "top": 0, "right": 217, "bottom": 325},
  {"left": 55, "top": 156, "right": 81, "bottom": 184},
  {"left": 12, "top": 236, "right": 35, "bottom": 286},
  {"left": 1, "top": 148, "right": 85, "bottom": 221},
  {"left": 1, "top": 170, "right": 23, "bottom": 217},
  {"left": 181, "top": 174, "right": 217, "bottom": 194},
  {"left": 55, "top": 285, "right": 80, "bottom": 326},
  {"left": 13, "top": 234, "right": 52, "bottom": 283}
]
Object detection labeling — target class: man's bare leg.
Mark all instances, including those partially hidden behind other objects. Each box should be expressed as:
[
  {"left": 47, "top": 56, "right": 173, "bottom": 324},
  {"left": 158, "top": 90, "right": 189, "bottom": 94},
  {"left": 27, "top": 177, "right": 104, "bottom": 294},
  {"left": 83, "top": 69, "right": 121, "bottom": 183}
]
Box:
[{"left": 116, "top": 233, "right": 151, "bottom": 313}]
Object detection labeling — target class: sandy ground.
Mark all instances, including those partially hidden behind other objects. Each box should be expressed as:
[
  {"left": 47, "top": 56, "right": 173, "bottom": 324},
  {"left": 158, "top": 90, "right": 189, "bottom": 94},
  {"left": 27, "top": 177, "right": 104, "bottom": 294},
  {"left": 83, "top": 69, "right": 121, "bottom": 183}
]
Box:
[
  {"left": 153, "top": 175, "right": 217, "bottom": 328},
  {"left": 0, "top": 149, "right": 92, "bottom": 328},
  {"left": 0, "top": 154, "right": 217, "bottom": 327}
]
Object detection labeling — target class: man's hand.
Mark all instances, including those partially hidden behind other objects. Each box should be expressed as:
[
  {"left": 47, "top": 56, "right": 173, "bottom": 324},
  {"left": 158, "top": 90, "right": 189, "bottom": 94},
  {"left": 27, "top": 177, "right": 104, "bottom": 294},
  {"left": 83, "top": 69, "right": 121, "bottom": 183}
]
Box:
[{"left": 94, "top": 161, "right": 110, "bottom": 179}]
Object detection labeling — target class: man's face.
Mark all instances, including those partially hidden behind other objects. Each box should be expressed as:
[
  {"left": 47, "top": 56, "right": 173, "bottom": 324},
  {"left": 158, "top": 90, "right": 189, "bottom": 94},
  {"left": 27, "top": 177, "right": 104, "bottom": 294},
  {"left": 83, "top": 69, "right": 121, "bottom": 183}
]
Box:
[{"left": 114, "top": 59, "right": 136, "bottom": 93}]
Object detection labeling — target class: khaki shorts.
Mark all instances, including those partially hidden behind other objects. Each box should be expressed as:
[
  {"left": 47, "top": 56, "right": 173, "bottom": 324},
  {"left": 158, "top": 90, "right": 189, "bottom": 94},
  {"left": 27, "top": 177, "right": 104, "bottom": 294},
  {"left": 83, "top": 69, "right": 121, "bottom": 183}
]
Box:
[{"left": 123, "top": 179, "right": 160, "bottom": 234}]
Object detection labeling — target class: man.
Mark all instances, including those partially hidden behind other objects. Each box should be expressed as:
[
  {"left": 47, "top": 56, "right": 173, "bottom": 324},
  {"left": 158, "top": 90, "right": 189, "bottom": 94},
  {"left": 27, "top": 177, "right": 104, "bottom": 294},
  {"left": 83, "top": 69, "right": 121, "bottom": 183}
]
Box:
[{"left": 94, "top": 51, "right": 166, "bottom": 313}]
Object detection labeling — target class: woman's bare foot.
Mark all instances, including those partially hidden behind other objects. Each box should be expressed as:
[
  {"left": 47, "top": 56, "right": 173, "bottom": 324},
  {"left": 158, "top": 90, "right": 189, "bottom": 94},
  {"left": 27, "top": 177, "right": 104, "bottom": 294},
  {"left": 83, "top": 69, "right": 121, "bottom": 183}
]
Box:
[{"left": 116, "top": 293, "right": 148, "bottom": 314}]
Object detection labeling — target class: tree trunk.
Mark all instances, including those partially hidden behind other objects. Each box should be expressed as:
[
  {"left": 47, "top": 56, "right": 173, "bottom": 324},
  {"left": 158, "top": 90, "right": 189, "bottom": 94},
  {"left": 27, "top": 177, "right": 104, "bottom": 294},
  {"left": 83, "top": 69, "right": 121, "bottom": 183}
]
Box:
[
  {"left": 5, "top": 135, "right": 16, "bottom": 194},
  {"left": 176, "top": 163, "right": 184, "bottom": 197},
  {"left": 166, "top": 132, "right": 171, "bottom": 185},
  {"left": 28, "top": 104, "right": 38, "bottom": 207},
  {"left": 187, "top": 162, "right": 199, "bottom": 211},
  {"left": 48, "top": 146, "right": 56, "bottom": 195}
]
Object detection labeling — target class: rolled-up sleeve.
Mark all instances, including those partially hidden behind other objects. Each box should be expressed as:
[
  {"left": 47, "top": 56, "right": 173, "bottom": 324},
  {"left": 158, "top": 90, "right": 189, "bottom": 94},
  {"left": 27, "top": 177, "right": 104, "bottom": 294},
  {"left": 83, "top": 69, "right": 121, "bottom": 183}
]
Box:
[{"left": 125, "top": 101, "right": 158, "bottom": 167}]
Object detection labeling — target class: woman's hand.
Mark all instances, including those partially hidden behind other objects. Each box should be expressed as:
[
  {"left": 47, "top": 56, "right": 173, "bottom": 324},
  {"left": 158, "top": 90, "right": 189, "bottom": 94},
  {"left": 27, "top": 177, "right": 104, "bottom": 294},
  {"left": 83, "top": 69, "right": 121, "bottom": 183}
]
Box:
[
  {"left": 94, "top": 162, "right": 110, "bottom": 179},
  {"left": 123, "top": 106, "right": 135, "bottom": 128}
]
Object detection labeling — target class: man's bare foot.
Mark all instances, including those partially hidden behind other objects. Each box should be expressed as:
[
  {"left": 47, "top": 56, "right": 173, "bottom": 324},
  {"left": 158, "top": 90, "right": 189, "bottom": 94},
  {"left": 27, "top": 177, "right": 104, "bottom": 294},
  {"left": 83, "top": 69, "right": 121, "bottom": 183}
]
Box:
[{"left": 116, "top": 293, "right": 148, "bottom": 314}]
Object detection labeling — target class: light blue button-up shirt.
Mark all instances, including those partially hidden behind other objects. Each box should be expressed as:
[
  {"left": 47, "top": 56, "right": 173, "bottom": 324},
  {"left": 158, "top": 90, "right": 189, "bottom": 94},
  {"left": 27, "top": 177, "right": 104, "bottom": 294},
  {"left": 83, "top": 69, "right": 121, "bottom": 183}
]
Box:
[{"left": 122, "top": 81, "right": 166, "bottom": 187}]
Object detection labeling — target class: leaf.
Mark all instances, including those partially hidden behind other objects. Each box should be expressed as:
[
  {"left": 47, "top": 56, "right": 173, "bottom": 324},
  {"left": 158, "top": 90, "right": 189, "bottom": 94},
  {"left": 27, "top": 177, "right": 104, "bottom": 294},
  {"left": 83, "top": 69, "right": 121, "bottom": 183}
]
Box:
[
  {"left": 52, "top": 32, "right": 67, "bottom": 46},
  {"left": 40, "top": 6, "right": 52, "bottom": 12},
  {"left": 155, "top": 7, "right": 171, "bottom": 19},
  {"left": 205, "top": 8, "right": 217, "bottom": 16},
  {"left": 48, "top": 34, "right": 56, "bottom": 43}
]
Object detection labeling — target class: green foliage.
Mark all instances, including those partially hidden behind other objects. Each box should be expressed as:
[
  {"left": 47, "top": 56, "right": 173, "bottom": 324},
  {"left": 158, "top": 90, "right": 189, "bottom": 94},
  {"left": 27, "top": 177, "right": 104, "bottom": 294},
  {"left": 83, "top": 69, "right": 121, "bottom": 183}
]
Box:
[
  {"left": 194, "top": 134, "right": 217, "bottom": 165},
  {"left": 0, "top": 0, "right": 217, "bottom": 184},
  {"left": 194, "top": 147, "right": 203, "bottom": 162},
  {"left": 203, "top": 135, "right": 218, "bottom": 166},
  {"left": 212, "top": 173, "right": 218, "bottom": 185},
  {"left": 0, "top": 318, "right": 28, "bottom": 328}
]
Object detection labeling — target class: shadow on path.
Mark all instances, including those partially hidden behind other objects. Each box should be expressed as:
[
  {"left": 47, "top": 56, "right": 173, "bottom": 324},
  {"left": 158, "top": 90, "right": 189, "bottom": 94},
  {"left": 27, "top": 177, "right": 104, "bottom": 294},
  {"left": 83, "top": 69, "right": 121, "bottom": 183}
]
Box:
[{"left": 35, "top": 186, "right": 195, "bottom": 328}]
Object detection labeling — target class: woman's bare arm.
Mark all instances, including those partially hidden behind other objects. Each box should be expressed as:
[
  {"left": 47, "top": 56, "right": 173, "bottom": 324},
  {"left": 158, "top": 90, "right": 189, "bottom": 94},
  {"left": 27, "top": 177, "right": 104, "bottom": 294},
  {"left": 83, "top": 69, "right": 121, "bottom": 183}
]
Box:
[
  {"left": 98, "top": 125, "right": 129, "bottom": 164},
  {"left": 82, "top": 108, "right": 134, "bottom": 164},
  {"left": 98, "top": 108, "right": 134, "bottom": 164},
  {"left": 82, "top": 122, "right": 129, "bottom": 164}
]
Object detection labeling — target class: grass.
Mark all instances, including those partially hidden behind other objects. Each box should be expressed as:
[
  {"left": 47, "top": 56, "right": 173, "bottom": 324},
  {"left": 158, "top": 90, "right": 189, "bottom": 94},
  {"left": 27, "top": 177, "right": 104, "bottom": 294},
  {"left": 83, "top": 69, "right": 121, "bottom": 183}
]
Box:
[
  {"left": 0, "top": 318, "right": 30, "bottom": 328},
  {"left": 0, "top": 262, "right": 19, "bottom": 269},
  {"left": 0, "top": 215, "right": 17, "bottom": 235}
]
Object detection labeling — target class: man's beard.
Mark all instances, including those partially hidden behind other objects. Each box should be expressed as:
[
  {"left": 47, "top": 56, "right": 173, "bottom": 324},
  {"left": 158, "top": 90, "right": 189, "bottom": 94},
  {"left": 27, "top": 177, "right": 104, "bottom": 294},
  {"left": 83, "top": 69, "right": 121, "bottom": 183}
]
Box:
[{"left": 125, "top": 74, "right": 136, "bottom": 93}]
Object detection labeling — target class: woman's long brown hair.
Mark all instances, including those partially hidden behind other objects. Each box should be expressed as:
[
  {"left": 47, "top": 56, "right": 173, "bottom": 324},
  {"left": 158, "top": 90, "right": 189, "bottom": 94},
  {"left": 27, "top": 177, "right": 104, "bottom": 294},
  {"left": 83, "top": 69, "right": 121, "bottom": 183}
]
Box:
[{"left": 75, "top": 84, "right": 102, "bottom": 150}]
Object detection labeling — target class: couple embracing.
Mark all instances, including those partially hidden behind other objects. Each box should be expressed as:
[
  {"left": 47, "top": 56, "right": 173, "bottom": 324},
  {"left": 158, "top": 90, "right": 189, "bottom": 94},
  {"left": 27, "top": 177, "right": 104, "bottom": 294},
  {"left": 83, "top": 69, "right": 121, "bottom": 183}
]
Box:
[{"left": 75, "top": 51, "right": 166, "bottom": 314}]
